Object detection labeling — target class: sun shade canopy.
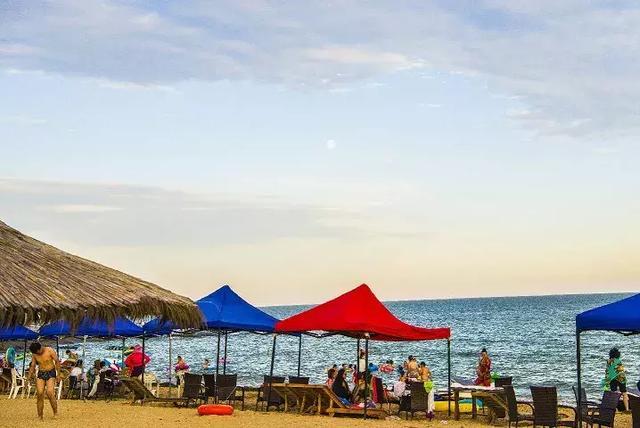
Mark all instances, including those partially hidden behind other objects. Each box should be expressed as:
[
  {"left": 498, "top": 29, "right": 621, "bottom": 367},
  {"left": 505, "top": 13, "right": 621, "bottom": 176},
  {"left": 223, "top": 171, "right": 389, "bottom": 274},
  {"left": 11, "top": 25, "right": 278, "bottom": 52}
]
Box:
[
  {"left": 144, "top": 285, "right": 279, "bottom": 335},
  {"left": 0, "top": 220, "right": 202, "bottom": 328},
  {"left": 576, "top": 293, "right": 640, "bottom": 334},
  {"left": 275, "top": 284, "right": 450, "bottom": 341},
  {"left": 0, "top": 325, "right": 38, "bottom": 341},
  {"left": 39, "top": 317, "right": 143, "bottom": 338}
]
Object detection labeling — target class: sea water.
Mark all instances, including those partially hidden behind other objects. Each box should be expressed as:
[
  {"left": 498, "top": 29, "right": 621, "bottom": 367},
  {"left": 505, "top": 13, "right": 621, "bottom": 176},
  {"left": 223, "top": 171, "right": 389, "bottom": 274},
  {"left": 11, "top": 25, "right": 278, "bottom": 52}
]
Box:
[{"left": 50, "top": 293, "right": 638, "bottom": 401}]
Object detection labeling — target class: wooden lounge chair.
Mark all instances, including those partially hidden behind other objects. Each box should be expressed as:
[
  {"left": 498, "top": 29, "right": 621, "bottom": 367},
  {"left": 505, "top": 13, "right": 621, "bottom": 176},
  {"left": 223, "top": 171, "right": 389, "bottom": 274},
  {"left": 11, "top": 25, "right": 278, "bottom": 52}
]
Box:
[
  {"left": 581, "top": 391, "right": 620, "bottom": 428},
  {"left": 215, "top": 374, "right": 245, "bottom": 410},
  {"left": 268, "top": 383, "right": 387, "bottom": 419},
  {"left": 503, "top": 385, "right": 534, "bottom": 427},
  {"left": 629, "top": 393, "right": 640, "bottom": 428},
  {"left": 120, "top": 374, "right": 201, "bottom": 407},
  {"left": 256, "top": 375, "right": 285, "bottom": 411},
  {"left": 530, "top": 385, "right": 576, "bottom": 427}
]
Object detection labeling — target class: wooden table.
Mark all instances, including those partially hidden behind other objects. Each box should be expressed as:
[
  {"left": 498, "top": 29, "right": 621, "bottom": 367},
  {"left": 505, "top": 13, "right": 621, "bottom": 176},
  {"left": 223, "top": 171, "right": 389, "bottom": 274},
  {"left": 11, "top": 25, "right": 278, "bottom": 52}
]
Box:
[{"left": 450, "top": 385, "right": 506, "bottom": 421}]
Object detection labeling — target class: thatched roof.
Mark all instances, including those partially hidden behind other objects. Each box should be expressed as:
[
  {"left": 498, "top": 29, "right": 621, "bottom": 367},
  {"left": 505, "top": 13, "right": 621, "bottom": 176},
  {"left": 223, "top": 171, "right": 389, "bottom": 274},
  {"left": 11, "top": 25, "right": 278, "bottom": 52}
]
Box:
[{"left": 0, "top": 220, "right": 203, "bottom": 329}]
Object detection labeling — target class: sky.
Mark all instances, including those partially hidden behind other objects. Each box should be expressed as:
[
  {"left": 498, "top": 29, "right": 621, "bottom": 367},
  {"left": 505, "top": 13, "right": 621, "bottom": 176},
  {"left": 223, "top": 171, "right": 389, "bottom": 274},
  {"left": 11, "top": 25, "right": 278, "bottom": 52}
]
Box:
[{"left": 1, "top": 1, "right": 639, "bottom": 305}]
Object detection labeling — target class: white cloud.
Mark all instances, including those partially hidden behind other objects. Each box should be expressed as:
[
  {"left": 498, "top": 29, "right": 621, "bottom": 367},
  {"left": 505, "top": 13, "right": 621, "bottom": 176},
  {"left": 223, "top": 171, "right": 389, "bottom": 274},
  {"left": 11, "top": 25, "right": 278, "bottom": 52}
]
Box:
[
  {"left": 0, "top": 178, "right": 363, "bottom": 246},
  {"left": 45, "top": 204, "right": 123, "bottom": 213},
  {"left": 0, "top": 115, "right": 48, "bottom": 126},
  {"left": 1, "top": 1, "right": 640, "bottom": 137},
  {"left": 326, "top": 139, "right": 336, "bottom": 150}
]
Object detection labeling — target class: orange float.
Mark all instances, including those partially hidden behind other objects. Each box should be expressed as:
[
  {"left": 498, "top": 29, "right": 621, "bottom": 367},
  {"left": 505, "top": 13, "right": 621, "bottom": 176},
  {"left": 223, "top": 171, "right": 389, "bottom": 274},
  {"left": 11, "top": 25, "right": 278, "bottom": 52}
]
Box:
[{"left": 197, "top": 404, "right": 234, "bottom": 416}]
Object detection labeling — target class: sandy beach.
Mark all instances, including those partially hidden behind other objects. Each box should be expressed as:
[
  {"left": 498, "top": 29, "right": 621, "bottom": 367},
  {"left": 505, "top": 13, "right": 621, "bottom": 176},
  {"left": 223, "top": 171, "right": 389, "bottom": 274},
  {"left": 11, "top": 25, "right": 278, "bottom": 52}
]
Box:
[{"left": 1, "top": 396, "right": 632, "bottom": 427}]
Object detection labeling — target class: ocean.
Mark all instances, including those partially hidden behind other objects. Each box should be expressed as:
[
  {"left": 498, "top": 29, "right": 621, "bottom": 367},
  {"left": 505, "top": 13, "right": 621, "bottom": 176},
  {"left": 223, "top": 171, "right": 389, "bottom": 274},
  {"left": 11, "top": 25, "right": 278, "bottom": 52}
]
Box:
[{"left": 49, "top": 293, "right": 638, "bottom": 401}]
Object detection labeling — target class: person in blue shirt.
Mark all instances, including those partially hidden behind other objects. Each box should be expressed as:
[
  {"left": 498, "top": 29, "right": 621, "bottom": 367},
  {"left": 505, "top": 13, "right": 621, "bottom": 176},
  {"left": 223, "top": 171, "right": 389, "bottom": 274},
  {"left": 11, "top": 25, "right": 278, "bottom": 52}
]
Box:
[{"left": 5, "top": 346, "right": 16, "bottom": 369}]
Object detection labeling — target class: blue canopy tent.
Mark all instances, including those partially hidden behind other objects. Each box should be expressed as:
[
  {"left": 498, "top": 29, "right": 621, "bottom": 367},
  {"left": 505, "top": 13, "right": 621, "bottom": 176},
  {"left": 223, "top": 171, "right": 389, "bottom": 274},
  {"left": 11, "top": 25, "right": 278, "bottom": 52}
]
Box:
[
  {"left": 0, "top": 325, "right": 38, "bottom": 341},
  {"left": 143, "top": 285, "right": 288, "bottom": 376},
  {"left": 0, "top": 325, "right": 39, "bottom": 377},
  {"left": 575, "top": 293, "right": 640, "bottom": 424},
  {"left": 39, "top": 317, "right": 144, "bottom": 338},
  {"left": 39, "top": 317, "right": 144, "bottom": 397}
]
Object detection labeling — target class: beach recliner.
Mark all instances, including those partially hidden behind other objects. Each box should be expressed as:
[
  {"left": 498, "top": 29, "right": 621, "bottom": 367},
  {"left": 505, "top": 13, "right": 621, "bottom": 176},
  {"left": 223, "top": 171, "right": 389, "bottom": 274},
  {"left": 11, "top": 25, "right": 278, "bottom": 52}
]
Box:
[{"left": 120, "top": 374, "right": 201, "bottom": 407}]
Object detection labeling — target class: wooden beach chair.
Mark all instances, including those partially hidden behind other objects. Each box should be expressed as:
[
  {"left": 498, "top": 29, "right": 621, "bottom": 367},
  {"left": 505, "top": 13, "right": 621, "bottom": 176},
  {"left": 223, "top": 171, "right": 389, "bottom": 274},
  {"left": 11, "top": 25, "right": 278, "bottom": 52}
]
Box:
[
  {"left": 120, "top": 374, "right": 201, "bottom": 407},
  {"left": 321, "top": 384, "right": 388, "bottom": 419},
  {"left": 269, "top": 383, "right": 304, "bottom": 412}
]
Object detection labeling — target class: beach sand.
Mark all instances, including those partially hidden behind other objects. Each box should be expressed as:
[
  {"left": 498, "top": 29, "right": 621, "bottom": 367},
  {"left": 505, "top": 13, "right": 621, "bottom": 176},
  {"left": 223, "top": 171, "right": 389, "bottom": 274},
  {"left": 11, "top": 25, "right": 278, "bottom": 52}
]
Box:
[{"left": 0, "top": 396, "right": 632, "bottom": 427}]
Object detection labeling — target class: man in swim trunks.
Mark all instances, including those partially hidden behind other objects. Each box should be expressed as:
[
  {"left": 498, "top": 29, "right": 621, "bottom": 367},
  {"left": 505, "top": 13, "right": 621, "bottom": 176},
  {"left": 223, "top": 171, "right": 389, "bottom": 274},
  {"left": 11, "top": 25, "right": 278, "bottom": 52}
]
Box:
[{"left": 27, "top": 342, "right": 61, "bottom": 420}]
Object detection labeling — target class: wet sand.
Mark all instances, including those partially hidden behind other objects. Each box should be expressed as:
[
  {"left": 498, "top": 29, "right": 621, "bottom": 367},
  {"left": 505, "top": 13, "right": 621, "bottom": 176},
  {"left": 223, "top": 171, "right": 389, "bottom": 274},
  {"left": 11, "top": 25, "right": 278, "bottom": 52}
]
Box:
[{"left": 0, "top": 396, "right": 632, "bottom": 427}]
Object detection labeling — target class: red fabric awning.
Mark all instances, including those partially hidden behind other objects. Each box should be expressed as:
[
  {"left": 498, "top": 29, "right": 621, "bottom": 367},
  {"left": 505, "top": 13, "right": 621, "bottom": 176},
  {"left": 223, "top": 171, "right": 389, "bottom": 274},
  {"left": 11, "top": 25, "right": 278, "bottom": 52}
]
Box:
[{"left": 275, "top": 284, "right": 450, "bottom": 341}]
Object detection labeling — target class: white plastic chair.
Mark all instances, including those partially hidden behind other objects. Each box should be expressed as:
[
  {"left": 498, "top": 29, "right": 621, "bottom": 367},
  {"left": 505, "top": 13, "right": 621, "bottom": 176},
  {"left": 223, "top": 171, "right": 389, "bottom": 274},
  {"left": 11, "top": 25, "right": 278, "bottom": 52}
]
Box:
[
  {"left": 144, "top": 372, "right": 159, "bottom": 397},
  {"left": 9, "top": 369, "right": 30, "bottom": 399}
]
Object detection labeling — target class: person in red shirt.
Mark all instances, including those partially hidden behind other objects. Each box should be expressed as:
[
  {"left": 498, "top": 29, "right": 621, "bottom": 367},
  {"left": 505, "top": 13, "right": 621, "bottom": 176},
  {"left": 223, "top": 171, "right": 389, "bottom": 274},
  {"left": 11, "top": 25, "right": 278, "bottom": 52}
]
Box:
[{"left": 124, "top": 345, "right": 150, "bottom": 377}]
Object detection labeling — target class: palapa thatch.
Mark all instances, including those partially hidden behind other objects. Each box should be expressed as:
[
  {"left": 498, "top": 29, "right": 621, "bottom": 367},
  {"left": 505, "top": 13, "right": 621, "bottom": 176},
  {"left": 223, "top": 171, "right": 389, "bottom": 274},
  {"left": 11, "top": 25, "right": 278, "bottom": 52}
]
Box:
[{"left": 0, "top": 220, "right": 203, "bottom": 329}]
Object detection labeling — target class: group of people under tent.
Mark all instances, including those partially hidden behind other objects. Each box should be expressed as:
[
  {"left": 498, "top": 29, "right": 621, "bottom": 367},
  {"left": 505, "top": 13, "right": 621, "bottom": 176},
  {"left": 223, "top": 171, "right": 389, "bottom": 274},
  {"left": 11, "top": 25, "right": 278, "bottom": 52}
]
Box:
[
  {"left": 323, "top": 349, "right": 439, "bottom": 415},
  {"left": 5, "top": 338, "right": 640, "bottom": 420}
]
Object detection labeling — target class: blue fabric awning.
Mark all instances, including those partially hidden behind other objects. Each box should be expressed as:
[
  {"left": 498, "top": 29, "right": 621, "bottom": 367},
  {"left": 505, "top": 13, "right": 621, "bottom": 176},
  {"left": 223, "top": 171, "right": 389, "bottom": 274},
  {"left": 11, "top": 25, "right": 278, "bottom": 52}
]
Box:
[
  {"left": 0, "top": 325, "right": 38, "bottom": 341},
  {"left": 576, "top": 293, "right": 640, "bottom": 333},
  {"left": 39, "top": 317, "right": 143, "bottom": 338},
  {"left": 144, "top": 285, "right": 278, "bottom": 335}
]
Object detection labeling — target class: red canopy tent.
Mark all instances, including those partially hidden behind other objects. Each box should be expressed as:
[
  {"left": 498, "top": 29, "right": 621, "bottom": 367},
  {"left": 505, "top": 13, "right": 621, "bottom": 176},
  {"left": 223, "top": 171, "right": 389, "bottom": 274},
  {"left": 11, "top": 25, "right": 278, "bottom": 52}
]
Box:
[
  {"left": 275, "top": 283, "right": 450, "bottom": 341},
  {"left": 272, "top": 284, "right": 452, "bottom": 418}
]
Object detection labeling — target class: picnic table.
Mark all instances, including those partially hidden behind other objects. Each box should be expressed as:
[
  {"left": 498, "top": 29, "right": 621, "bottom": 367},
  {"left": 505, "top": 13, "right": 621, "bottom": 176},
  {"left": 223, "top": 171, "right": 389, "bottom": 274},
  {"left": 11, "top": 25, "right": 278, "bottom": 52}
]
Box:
[{"left": 450, "top": 382, "right": 506, "bottom": 421}]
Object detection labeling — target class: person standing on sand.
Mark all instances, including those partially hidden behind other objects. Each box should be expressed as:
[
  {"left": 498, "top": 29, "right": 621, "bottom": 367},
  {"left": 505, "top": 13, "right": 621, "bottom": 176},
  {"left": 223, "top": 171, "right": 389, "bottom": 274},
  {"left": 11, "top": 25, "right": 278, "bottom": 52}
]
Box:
[
  {"left": 604, "top": 347, "right": 628, "bottom": 411},
  {"left": 474, "top": 348, "right": 492, "bottom": 387},
  {"left": 124, "top": 344, "right": 150, "bottom": 377},
  {"left": 27, "top": 342, "right": 61, "bottom": 421}
]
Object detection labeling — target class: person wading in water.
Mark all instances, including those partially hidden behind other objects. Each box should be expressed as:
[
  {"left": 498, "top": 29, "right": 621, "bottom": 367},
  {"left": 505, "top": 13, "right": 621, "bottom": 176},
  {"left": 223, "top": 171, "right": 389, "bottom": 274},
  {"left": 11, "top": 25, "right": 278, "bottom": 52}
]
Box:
[{"left": 27, "top": 341, "right": 61, "bottom": 420}]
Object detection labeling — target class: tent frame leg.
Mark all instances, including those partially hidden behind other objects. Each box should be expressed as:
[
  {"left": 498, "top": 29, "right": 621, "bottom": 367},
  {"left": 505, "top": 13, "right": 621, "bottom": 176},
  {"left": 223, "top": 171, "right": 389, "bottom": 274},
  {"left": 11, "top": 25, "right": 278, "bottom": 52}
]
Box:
[
  {"left": 576, "top": 329, "right": 582, "bottom": 427},
  {"left": 448, "top": 339, "right": 452, "bottom": 417},
  {"left": 363, "top": 336, "right": 369, "bottom": 419},
  {"left": 267, "top": 334, "right": 277, "bottom": 412}
]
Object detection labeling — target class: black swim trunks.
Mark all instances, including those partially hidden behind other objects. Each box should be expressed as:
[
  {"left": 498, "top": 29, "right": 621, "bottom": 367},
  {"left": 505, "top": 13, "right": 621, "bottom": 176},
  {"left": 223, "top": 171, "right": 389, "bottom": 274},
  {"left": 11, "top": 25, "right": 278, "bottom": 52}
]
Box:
[
  {"left": 610, "top": 379, "right": 627, "bottom": 393},
  {"left": 37, "top": 369, "right": 57, "bottom": 381}
]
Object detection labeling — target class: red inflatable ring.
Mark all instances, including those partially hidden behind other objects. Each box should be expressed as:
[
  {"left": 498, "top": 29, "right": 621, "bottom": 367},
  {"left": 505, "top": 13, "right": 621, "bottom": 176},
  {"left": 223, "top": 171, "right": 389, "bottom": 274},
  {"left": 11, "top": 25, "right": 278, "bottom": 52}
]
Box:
[{"left": 197, "top": 404, "right": 234, "bottom": 416}]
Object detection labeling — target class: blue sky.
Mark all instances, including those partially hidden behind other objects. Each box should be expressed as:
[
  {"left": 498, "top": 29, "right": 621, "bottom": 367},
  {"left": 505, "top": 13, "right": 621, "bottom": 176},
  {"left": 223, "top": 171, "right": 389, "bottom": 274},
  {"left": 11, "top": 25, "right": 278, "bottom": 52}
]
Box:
[{"left": 1, "top": 1, "right": 639, "bottom": 304}]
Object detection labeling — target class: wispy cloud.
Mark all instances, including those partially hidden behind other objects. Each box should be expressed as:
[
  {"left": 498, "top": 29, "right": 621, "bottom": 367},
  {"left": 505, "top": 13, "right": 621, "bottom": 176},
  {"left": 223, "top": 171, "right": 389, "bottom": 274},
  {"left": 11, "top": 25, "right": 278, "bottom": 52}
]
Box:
[
  {"left": 0, "top": 178, "right": 363, "bottom": 246},
  {"left": 0, "top": 115, "right": 48, "bottom": 126},
  {"left": 44, "top": 204, "right": 123, "bottom": 213},
  {"left": 1, "top": 1, "right": 640, "bottom": 137}
]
